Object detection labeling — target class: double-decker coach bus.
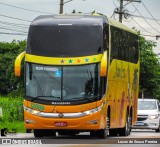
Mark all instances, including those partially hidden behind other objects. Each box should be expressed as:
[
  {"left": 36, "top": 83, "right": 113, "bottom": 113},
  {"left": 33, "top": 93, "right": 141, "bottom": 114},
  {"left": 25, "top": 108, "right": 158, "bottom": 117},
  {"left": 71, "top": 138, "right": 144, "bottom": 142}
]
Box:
[{"left": 15, "top": 14, "right": 139, "bottom": 138}]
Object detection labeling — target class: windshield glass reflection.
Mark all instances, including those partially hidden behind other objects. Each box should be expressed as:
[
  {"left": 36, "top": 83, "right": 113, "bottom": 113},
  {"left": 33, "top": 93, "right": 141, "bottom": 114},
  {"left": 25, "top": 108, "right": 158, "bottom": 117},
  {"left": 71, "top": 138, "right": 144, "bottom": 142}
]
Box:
[{"left": 26, "top": 63, "right": 100, "bottom": 101}]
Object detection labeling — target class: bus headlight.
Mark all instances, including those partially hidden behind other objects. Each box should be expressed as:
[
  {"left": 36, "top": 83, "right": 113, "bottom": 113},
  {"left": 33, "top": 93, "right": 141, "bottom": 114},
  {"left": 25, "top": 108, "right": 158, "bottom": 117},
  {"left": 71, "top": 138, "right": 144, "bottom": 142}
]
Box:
[
  {"left": 24, "top": 106, "right": 40, "bottom": 115},
  {"left": 83, "top": 104, "right": 103, "bottom": 115},
  {"left": 149, "top": 114, "right": 159, "bottom": 120}
]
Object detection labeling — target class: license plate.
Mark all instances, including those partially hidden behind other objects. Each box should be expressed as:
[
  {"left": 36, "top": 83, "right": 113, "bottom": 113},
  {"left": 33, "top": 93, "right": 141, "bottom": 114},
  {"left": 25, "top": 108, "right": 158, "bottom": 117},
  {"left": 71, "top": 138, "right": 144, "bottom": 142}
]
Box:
[
  {"left": 136, "top": 122, "right": 144, "bottom": 126},
  {"left": 54, "top": 122, "right": 68, "bottom": 127}
]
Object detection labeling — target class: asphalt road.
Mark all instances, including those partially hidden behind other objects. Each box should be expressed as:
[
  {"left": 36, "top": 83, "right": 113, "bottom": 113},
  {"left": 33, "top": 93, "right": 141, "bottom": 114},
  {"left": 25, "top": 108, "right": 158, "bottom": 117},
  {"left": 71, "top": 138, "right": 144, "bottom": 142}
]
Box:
[{"left": 0, "top": 129, "right": 160, "bottom": 147}]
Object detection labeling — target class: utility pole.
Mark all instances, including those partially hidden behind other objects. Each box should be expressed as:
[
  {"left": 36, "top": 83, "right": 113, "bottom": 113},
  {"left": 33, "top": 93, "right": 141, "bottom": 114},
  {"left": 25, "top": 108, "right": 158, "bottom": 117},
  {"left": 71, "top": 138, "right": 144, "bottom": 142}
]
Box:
[
  {"left": 119, "top": 0, "right": 123, "bottom": 23},
  {"left": 117, "top": 0, "right": 141, "bottom": 23},
  {"left": 59, "top": 0, "right": 64, "bottom": 14},
  {"left": 59, "top": 0, "right": 85, "bottom": 14}
]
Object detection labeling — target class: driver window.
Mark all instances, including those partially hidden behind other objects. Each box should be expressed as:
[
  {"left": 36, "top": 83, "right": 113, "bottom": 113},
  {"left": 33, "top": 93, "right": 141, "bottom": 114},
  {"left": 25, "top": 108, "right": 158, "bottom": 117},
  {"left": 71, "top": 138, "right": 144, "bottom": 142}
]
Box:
[
  {"left": 103, "top": 26, "right": 109, "bottom": 51},
  {"left": 85, "top": 78, "right": 94, "bottom": 96}
]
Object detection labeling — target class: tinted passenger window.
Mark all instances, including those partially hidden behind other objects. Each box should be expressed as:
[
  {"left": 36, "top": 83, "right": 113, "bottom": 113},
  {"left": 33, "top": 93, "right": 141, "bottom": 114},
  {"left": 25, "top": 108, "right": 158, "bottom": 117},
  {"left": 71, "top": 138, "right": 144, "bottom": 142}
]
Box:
[{"left": 111, "top": 26, "right": 139, "bottom": 63}]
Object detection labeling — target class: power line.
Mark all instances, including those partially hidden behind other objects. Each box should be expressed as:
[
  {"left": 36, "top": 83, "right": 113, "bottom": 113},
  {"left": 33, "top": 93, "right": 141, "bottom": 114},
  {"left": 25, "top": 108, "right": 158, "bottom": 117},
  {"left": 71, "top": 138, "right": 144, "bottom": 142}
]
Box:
[
  {"left": 110, "top": 12, "right": 116, "bottom": 18},
  {"left": 141, "top": 34, "right": 158, "bottom": 37},
  {"left": 129, "top": 14, "right": 160, "bottom": 21},
  {"left": 0, "top": 26, "right": 27, "bottom": 33},
  {"left": 141, "top": 1, "right": 160, "bottom": 26},
  {"left": 59, "top": 0, "right": 85, "bottom": 14},
  {"left": 131, "top": 17, "right": 154, "bottom": 35},
  {"left": 0, "top": 20, "right": 29, "bottom": 27},
  {"left": 0, "top": 2, "right": 53, "bottom": 15},
  {"left": 0, "top": 31, "right": 27, "bottom": 35},
  {"left": 123, "top": 0, "right": 141, "bottom": 6},
  {"left": 0, "top": 24, "right": 28, "bottom": 30},
  {"left": 124, "top": 17, "right": 132, "bottom": 22},
  {"left": 113, "top": 0, "right": 119, "bottom": 7},
  {"left": 132, "top": 3, "right": 160, "bottom": 34},
  {"left": 114, "top": 0, "right": 141, "bottom": 23},
  {"left": 0, "top": 13, "right": 32, "bottom": 22},
  {"left": 126, "top": 2, "right": 140, "bottom": 13},
  {"left": 140, "top": 34, "right": 160, "bottom": 41}
]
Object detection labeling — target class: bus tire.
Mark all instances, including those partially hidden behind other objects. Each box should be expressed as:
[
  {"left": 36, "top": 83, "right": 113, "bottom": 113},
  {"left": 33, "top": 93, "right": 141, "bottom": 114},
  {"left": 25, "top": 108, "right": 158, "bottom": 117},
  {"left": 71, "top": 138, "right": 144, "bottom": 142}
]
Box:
[
  {"left": 109, "top": 129, "right": 119, "bottom": 136},
  {"left": 34, "top": 129, "right": 55, "bottom": 138},
  {"left": 34, "top": 129, "right": 44, "bottom": 138},
  {"left": 119, "top": 114, "right": 130, "bottom": 136},
  {"left": 90, "top": 131, "right": 97, "bottom": 137},
  {"left": 45, "top": 130, "right": 56, "bottom": 137},
  {"left": 97, "top": 128, "right": 107, "bottom": 139},
  {"left": 26, "top": 129, "right": 32, "bottom": 133},
  {"left": 97, "top": 118, "right": 108, "bottom": 139}
]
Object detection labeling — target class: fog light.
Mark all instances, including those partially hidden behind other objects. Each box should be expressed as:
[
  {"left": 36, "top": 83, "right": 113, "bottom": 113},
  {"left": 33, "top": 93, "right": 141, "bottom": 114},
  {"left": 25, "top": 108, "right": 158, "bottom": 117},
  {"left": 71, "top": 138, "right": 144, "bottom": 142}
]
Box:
[
  {"left": 86, "top": 119, "right": 98, "bottom": 124},
  {"left": 26, "top": 119, "right": 36, "bottom": 124}
]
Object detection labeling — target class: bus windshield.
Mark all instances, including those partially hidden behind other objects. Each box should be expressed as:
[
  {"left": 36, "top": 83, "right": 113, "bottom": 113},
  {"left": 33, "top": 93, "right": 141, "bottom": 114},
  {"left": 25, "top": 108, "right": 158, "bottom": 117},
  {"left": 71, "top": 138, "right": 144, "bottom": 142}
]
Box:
[
  {"left": 26, "top": 63, "right": 100, "bottom": 102},
  {"left": 27, "top": 26, "right": 103, "bottom": 57}
]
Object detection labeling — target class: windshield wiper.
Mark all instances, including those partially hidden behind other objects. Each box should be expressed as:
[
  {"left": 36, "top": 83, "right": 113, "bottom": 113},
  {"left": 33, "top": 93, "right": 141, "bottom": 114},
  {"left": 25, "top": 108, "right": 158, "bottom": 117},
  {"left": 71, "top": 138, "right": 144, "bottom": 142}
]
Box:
[
  {"left": 38, "top": 96, "right": 61, "bottom": 99},
  {"left": 31, "top": 96, "right": 61, "bottom": 102},
  {"left": 85, "top": 95, "right": 99, "bottom": 101},
  {"left": 69, "top": 96, "right": 99, "bottom": 102}
]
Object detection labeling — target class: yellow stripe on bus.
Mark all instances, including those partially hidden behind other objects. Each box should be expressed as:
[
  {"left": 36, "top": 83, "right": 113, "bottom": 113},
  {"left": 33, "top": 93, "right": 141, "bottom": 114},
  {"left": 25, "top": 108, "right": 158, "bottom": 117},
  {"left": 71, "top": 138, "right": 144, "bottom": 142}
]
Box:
[{"left": 25, "top": 54, "right": 103, "bottom": 65}]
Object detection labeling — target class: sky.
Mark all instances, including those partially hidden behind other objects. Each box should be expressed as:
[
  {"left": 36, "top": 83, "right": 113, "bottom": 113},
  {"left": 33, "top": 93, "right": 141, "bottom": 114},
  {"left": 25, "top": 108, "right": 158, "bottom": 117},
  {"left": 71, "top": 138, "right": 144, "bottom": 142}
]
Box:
[{"left": 0, "top": 0, "right": 160, "bottom": 54}]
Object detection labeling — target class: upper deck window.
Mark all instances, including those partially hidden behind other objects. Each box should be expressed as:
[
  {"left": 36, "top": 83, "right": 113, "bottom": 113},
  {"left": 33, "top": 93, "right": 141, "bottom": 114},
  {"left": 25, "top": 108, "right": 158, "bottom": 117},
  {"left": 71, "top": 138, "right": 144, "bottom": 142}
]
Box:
[{"left": 27, "top": 25, "right": 103, "bottom": 57}]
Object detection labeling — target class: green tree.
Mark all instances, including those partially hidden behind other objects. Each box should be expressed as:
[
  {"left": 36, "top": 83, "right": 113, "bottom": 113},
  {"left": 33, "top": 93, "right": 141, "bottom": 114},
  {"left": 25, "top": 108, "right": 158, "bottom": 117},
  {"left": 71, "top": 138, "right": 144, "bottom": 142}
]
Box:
[
  {"left": 0, "top": 40, "right": 26, "bottom": 97},
  {"left": 139, "top": 37, "right": 160, "bottom": 100}
]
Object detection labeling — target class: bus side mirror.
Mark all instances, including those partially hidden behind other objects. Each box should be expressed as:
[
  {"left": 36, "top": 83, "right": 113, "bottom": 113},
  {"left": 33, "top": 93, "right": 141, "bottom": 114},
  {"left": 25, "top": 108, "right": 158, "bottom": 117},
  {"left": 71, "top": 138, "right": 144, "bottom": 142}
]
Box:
[
  {"left": 15, "top": 51, "right": 26, "bottom": 76},
  {"left": 100, "top": 51, "right": 107, "bottom": 77}
]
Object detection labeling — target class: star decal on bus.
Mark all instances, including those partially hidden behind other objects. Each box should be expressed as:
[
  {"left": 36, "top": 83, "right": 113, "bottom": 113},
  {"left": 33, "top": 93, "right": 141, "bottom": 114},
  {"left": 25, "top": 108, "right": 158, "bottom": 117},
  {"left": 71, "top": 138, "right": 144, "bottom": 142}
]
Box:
[
  {"left": 68, "top": 59, "right": 73, "bottom": 63},
  {"left": 85, "top": 58, "right": 89, "bottom": 62},
  {"left": 93, "top": 57, "right": 97, "bottom": 61},
  {"left": 77, "top": 59, "right": 81, "bottom": 63}
]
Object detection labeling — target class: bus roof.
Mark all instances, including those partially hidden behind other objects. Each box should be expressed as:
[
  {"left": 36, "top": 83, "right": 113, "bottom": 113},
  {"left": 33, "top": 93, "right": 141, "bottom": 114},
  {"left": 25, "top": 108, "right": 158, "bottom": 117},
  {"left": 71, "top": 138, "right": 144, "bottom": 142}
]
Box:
[
  {"left": 30, "top": 14, "right": 138, "bottom": 35},
  {"left": 108, "top": 18, "right": 138, "bottom": 35},
  {"left": 31, "top": 14, "right": 108, "bottom": 27}
]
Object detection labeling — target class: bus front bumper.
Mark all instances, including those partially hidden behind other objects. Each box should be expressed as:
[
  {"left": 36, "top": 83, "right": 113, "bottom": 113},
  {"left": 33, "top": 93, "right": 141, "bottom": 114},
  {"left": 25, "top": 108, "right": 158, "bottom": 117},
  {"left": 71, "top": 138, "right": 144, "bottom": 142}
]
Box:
[{"left": 24, "top": 109, "right": 106, "bottom": 131}]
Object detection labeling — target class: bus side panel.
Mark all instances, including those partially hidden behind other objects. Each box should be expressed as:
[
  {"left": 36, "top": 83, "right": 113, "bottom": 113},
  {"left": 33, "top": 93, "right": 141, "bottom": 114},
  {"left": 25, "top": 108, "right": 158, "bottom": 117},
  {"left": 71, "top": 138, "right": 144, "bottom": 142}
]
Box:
[
  {"left": 107, "top": 59, "right": 139, "bottom": 129},
  {"left": 106, "top": 80, "right": 117, "bottom": 128},
  {"left": 131, "top": 62, "right": 140, "bottom": 126}
]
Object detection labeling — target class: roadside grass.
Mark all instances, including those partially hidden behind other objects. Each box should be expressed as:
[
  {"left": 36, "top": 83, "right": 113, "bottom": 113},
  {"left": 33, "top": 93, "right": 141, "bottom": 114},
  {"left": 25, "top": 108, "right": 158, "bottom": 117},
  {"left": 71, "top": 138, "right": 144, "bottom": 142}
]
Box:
[
  {"left": 0, "top": 96, "right": 26, "bottom": 132},
  {"left": 0, "top": 121, "right": 26, "bottom": 133}
]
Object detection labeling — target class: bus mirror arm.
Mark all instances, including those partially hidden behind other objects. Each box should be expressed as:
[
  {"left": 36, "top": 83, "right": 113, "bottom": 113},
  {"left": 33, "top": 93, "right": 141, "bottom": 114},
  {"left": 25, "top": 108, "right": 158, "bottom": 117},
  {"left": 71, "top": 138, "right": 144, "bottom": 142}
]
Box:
[
  {"left": 14, "top": 51, "right": 26, "bottom": 76},
  {"left": 100, "top": 51, "right": 107, "bottom": 77},
  {"left": 29, "top": 63, "right": 32, "bottom": 80},
  {"left": 29, "top": 72, "right": 32, "bottom": 80}
]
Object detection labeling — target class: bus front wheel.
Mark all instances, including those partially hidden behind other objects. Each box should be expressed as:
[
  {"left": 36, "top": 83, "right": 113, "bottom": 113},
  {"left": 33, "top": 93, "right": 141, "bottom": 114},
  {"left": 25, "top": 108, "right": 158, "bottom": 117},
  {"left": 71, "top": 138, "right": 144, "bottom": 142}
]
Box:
[
  {"left": 97, "top": 128, "right": 107, "bottom": 139},
  {"left": 34, "top": 129, "right": 44, "bottom": 138},
  {"left": 34, "top": 129, "right": 56, "bottom": 138}
]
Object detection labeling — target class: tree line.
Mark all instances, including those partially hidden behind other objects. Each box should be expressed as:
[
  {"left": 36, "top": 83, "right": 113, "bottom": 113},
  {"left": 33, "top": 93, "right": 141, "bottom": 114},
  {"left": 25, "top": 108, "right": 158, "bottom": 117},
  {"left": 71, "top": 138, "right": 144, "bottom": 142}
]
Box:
[
  {"left": 0, "top": 40, "right": 25, "bottom": 97},
  {"left": 0, "top": 39, "right": 160, "bottom": 100}
]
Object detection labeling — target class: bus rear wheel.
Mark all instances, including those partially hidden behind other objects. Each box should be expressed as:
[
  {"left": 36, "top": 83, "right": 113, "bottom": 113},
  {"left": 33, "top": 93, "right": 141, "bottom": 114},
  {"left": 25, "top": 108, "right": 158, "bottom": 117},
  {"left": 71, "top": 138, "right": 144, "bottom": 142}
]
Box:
[
  {"left": 109, "top": 129, "right": 119, "bottom": 136},
  {"left": 90, "top": 131, "right": 97, "bottom": 137},
  {"left": 119, "top": 114, "right": 130, "bottom": 136}
]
